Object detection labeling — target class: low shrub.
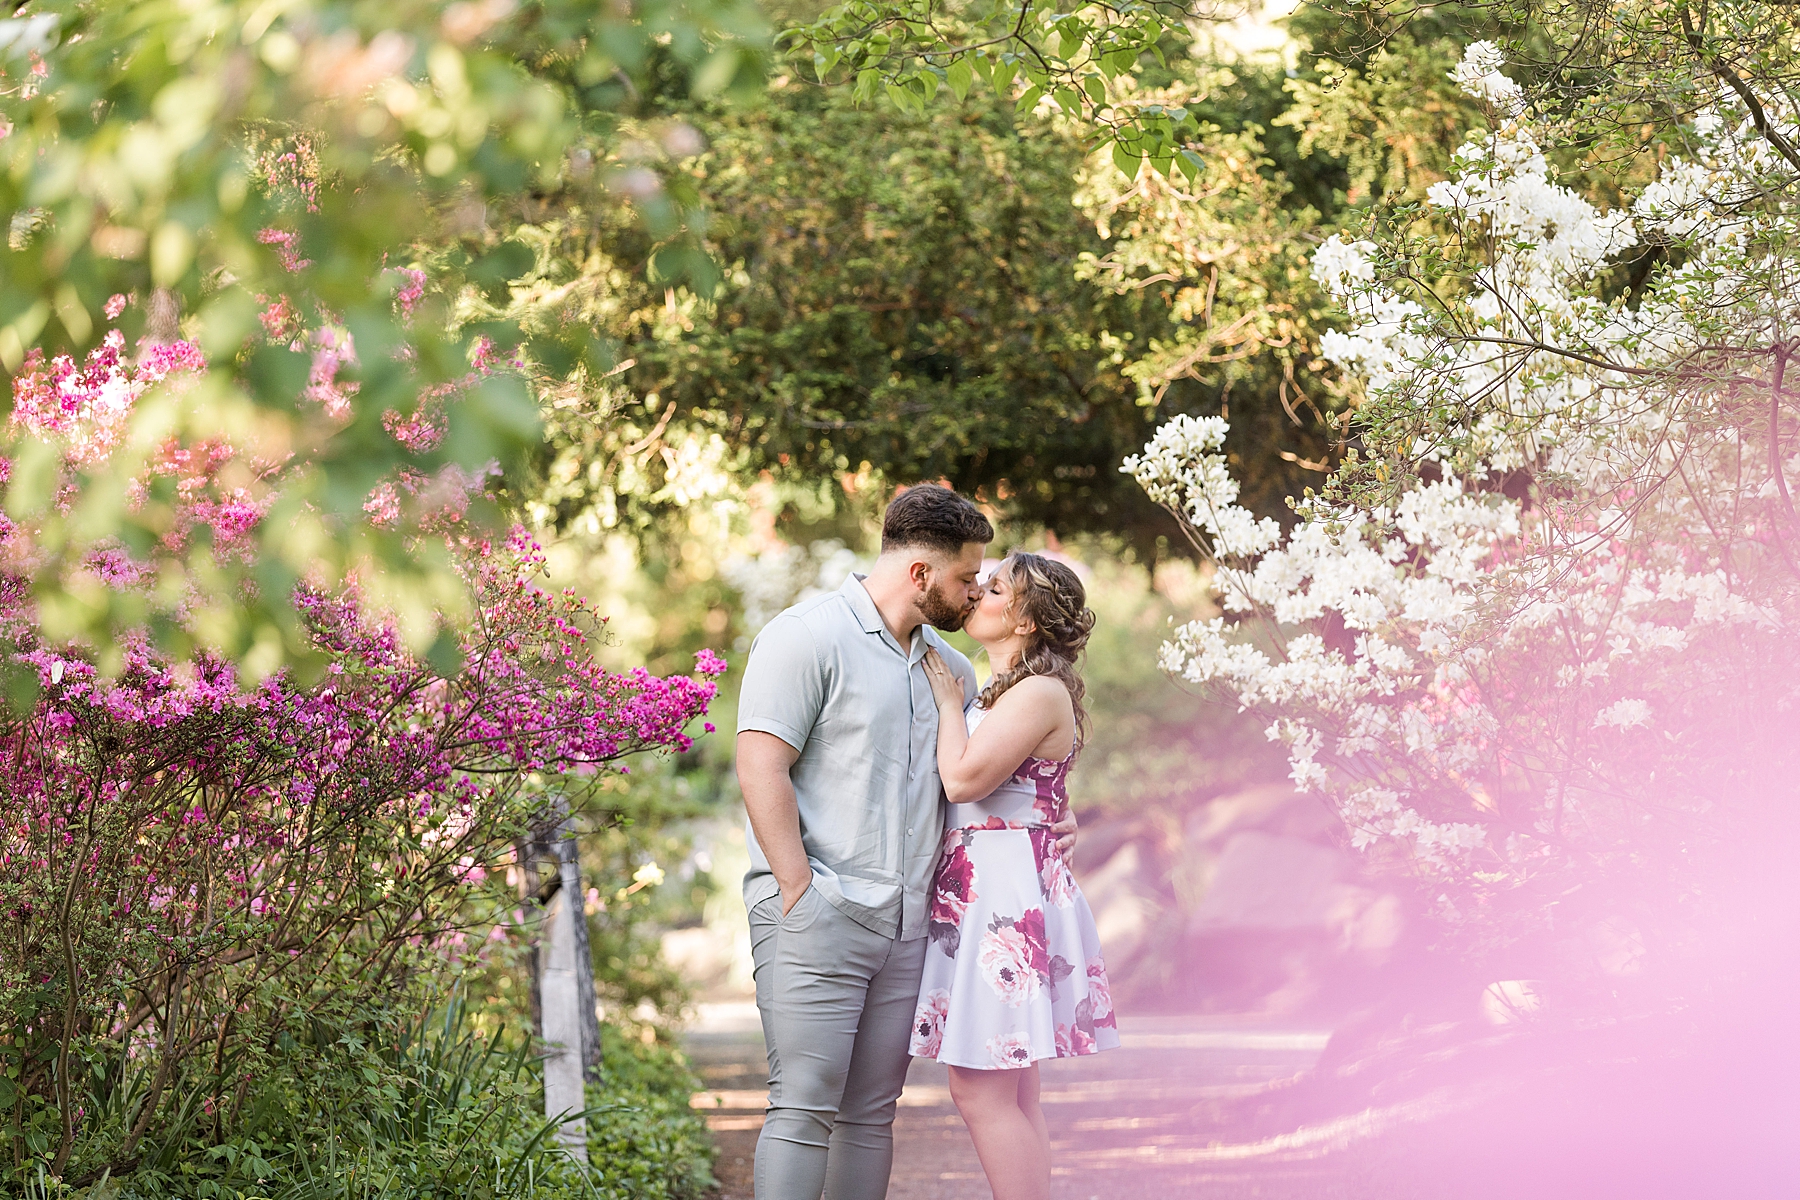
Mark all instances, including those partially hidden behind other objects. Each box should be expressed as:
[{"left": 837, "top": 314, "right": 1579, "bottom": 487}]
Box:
[
  {"left": 13, "top": 994, "right": 713, "bottom": 1200},
  {"left": 583, "top": 1024, "right": 715, "bottom": 1200}
]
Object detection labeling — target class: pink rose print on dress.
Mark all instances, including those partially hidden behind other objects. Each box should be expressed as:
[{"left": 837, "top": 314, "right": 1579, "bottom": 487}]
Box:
[
  {"left": 978, "top": 920, "right": 1040, "bottom": 1007},
  {"left": 1016, "top": 908, "right": 1051, "bottom": 975},
  {"left": 1015, "top": 908, "right": 1074, "bottom": 998},
  {"left": 929, "top": 839, "right": 979, "bottom": 956},
  {"left": 1029, "top": 827, "right": 1077, "bottom": 909},
  {"left": 1054, "top": 1023, "right": 1097, "bottom": 1057},
  {"left": 910, "top": 988, "right": 950, "bottom": 1058},
  {"left": 1086, "top": 957, "right": 1117, "bottom": 1028},
  {"left": 1013, "top": 756, "right": 1069, "bottom": 825},
  {"left": 987, "top": 1031, "right": 1034, "bottom": 1068}
]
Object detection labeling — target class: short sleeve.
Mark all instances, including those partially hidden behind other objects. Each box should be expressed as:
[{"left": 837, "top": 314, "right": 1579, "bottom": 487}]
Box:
[{"left": 737, "top": 615, "right": 826, "bottom": 752}]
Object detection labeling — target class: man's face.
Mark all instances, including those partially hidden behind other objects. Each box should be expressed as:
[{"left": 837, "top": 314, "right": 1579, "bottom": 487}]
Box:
[{"left": 916, "top": 542, "right": 987, "bottom": 632}]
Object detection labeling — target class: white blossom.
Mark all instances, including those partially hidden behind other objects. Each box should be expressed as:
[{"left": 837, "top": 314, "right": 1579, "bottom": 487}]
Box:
[
  {"left": 1448, "top": 40, "right": 1525, "bottom": 115},
  {"left": 1130, "top": 41, "right": 1800, "bottom": 903},
  {"left": 1593, "top": 698, "right": 1652, "bottom": 731}
]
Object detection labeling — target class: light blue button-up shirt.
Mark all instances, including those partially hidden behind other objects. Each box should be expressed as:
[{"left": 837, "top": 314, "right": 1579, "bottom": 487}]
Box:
[{"left": 738, "top": 573, "right": 977, "bottom": 940}]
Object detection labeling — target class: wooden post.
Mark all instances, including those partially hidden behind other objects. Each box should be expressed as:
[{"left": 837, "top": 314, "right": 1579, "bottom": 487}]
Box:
[{"left": 518, "top": 799, "right": 604, "bottom": 1161}]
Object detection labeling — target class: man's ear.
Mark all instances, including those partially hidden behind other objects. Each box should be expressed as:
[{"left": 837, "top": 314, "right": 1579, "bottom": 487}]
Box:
[{"left": 907, "top": 555, "right": 933, "bottom": 591}]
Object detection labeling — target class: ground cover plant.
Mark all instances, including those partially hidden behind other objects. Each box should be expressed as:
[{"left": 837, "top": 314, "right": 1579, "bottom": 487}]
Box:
[{"left": 9, "top": 997, "right": 715, "bottom": 1200}]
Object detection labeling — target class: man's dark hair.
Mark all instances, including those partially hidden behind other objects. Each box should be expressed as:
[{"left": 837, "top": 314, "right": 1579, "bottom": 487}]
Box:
[{"left": 881, "top": 484, "right": 994, "bottom": 554}]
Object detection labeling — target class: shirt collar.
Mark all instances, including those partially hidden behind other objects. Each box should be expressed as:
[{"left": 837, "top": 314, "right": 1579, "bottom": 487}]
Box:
[
  {"left": 843, "top": 573, "right": 886, "bottom": 635},
  {"left": 845, "top": 573, "right": 931, "bottom": 663}
]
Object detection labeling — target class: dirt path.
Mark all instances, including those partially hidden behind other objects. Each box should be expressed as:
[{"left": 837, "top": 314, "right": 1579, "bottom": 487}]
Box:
[{"left": 685, "top": 1003, "right": 1375, "bottom": 1200}]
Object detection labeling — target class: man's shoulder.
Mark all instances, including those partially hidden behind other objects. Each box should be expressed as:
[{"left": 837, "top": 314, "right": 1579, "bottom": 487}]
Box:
[
  {"left": 752, "top": 590, "right": 856, "bottom": 656},
  {"left": 771, "top": 588, "right": 855, "bottom": 632}
]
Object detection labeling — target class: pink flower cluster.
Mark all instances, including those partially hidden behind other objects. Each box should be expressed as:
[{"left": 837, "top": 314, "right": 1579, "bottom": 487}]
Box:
[
  {"left": 10, "top": 331, "right": 206, "bottom": 468},
  {"left": 390, "top": 266, "right": 427, "bottom": 318},
  {"left": 257, "top": 227, "right": 312, "bottom": 273},
  {"left": 259, "top": 141, "right": 321, "bottom": 214},
  {"left": 304, "top": 326, "right": 359, "bottom": 417}
]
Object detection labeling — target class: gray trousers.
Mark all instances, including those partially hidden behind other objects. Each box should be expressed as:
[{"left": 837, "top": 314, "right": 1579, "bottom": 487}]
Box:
[{"left": 747, "top": 886, "right": 927, "bottom": 1200}]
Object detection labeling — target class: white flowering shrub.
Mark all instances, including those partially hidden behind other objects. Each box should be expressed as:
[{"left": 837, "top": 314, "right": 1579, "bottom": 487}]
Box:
[
  {"left": 1128, "top": 43, "right": 1800, "bottom": 979},
  {"left": 722, "top": 538, "right": 868, "bottom": 642}
]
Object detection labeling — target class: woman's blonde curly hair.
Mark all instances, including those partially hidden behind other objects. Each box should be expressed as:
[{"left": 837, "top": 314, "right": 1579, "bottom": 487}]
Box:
[{"left": 977, "top": 552, "right": 1097, "bottom": 752}]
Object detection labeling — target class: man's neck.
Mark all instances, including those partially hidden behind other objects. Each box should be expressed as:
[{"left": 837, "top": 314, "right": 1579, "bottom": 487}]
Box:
[{"left": 860, "top": 560, "right": 923, "bottom": 645}]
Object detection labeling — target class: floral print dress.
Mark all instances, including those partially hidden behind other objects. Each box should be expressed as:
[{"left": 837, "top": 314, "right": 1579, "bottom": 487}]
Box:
[{"left": 908, "top": 704, "right": 1120, "bottom": 1070}]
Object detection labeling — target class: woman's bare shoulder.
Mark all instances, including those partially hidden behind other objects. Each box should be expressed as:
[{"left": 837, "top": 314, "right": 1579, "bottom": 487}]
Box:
[{"left": 991, "top": 674, "right": 1074, "bottom": 712}]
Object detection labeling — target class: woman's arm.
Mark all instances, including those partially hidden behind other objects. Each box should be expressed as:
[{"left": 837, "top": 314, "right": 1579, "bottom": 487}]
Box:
[{"left": 922, "top": 650, "right": 1072, "bottom": 803}]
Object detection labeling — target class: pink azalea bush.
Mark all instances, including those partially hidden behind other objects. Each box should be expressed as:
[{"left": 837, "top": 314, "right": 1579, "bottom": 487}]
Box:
[{"left": 0, "top": 331, "right": 725, "bottom": 1179}]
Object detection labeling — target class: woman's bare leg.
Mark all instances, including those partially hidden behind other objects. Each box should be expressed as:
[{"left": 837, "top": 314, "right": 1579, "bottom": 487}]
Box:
[
  {"left": 948, "top": 1064, "right": 1051, "bottom": 1200},
  {"left": 1016, "top": 1062, "right": 1049, "bottom": 1157}
]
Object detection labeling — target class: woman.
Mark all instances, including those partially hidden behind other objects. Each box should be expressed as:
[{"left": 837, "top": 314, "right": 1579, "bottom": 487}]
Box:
[{"left": 913, "top": 552, "right": 1119, "bottom": 1200}]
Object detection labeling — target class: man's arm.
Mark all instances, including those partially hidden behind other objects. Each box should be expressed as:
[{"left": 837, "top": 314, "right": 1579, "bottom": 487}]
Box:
[{"left": 737, "top": 731, "right": 812, "bottom": 915}]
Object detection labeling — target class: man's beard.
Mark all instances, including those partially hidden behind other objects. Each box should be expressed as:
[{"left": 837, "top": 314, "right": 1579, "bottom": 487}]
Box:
[{"left": 918, "top": 582, "right": 972, "bottom": 631}]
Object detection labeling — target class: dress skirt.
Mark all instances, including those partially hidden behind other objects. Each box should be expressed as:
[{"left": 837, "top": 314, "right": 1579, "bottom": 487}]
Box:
[{"left": 908, "top": 820, "right": 1120, "bottom": 1069}]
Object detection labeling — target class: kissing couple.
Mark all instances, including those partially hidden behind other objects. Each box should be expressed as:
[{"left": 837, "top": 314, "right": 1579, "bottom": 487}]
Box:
[{"left": 736, "top": 485, "right": 1119, "bottom": 1200}]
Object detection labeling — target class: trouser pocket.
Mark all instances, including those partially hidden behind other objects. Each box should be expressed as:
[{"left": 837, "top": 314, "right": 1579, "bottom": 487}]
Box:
[{"left": 779, "top": 882, "right": 824, "bottom": 932}]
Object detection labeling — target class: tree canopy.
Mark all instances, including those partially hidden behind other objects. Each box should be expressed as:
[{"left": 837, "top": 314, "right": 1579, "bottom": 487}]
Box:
[{"left": 523, "top": 17, "right": 1488, "bottom": 557}]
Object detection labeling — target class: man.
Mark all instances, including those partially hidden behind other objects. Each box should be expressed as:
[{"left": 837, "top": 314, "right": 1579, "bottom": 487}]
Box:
[{"left": 736, "top": 485, "right": 1075, "bottom": 1200}]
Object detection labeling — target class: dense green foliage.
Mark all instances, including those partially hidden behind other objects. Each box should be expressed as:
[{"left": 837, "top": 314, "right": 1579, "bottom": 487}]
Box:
[
  {"left": 14, "top": 997, "right": 711, "bottom": 1200},
  {"left": 628, "top": 85, "right": 1175, "bottom": 540},
  {"left": 514, "top": 10, "right": 1504, "bottom": 566}
]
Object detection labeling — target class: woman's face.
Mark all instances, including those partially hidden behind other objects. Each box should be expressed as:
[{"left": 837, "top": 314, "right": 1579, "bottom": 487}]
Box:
[{"left": 964, "top": 562, "right": 1024, "bottom": 646}]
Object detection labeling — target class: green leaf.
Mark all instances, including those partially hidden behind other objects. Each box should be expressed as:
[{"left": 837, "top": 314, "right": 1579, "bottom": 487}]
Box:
[
  {"left": 991, "top": 58, "right": 1017, "bottom": 95},
  {"left": 885, "top": 81, "right": 917, "bottom": 115},
  {"left": 426, "top": 629, "right": 466, "bottom": 677},
  {"left": 1054, "top": 86, "right": 1081, "bottom": 115},
  {"left": 692, "top": 48, "right": 739, "bottom": 98},
  {"left": 813, "top": 47, "right": 840, "bottom": 81},
  {"left": 1015, "top": 84, "right": 1043, "bottom": 113},
  {"left": 1111, "top": 139, "right": 1142, "bottom": 179},
  {"left": 854, "top": 67, "right": 881, "bottom": 103},
  {"left": 1083, "top": 75, "right": 1107, "bottom": 106},
  {"left": 6, "top": 438, "right": 61, "bottom": 519},
  {"left": 947, "top": 57, "right": 973, "bottom": 101},
  {"left": 1176, "top": 148, "right": 1205, "bottom": 182}
]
